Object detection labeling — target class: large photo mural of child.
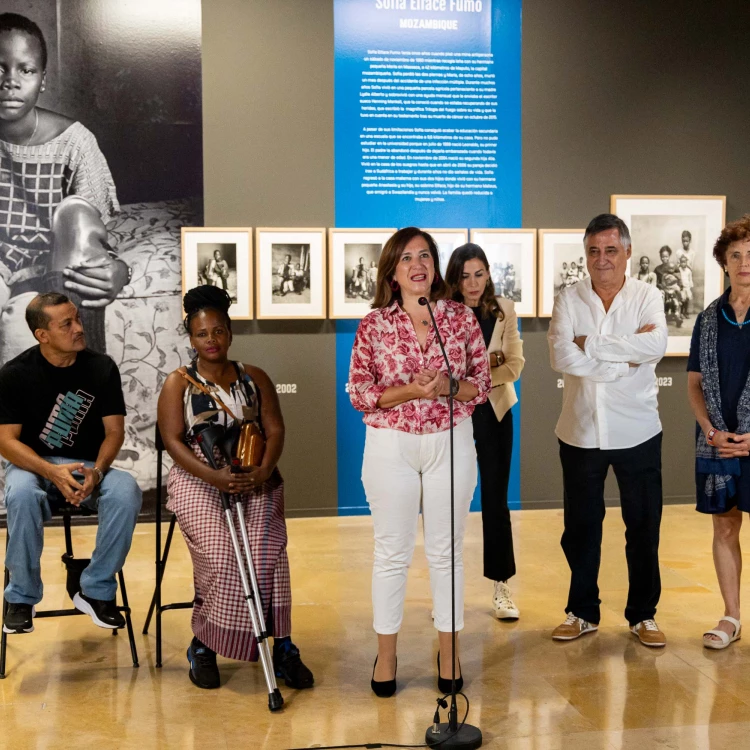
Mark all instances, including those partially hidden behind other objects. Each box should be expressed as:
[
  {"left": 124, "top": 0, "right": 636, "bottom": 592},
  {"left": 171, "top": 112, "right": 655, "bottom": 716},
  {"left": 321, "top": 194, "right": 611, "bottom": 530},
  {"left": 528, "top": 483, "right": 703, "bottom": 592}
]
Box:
[{"left": 0, "top": 1, "right": 203, "bottom": 506}]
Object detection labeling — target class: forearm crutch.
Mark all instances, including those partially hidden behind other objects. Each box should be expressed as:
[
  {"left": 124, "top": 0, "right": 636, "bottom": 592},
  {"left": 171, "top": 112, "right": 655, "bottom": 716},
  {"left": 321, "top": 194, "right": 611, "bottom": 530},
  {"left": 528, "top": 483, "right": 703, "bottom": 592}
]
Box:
[{"left": 195, "top": 425, "right": 284, "bottom": 712}]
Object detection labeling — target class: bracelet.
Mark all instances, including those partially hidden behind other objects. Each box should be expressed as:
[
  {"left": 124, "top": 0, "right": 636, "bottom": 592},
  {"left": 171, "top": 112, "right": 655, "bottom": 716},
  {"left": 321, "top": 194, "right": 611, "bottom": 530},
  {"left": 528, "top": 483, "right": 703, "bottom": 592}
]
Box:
[
  {"left": 93, "top": 466, "right": 105, "bottom": 485},
  {"left": 706, "top": 428, "right": 718, "bottom": 446}
]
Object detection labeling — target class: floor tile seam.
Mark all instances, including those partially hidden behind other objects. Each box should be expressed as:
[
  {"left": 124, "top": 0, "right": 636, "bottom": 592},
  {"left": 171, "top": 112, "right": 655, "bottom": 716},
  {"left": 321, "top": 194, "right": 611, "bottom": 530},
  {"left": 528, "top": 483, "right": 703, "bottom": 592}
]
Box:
[
  {"left": 534, "top": 673, "right": 602, "bottom": 733},
  {"left": 687, "top": 663, "right": 750, "bottom": 709}
]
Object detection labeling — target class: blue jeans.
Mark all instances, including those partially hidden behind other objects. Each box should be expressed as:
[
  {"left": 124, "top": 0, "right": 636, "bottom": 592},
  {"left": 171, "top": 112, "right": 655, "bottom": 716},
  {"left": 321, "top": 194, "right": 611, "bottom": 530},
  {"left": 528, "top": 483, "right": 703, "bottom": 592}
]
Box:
[{"left": 3, "top": 457, "right": 142, "bottom": 604}]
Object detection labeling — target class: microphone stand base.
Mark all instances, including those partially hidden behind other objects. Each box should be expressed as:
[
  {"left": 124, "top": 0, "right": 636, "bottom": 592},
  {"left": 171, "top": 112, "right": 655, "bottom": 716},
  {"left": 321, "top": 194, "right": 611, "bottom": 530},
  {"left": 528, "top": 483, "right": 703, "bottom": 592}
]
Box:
[{"left": 425, "top": 722, "right": 482, "bottom": 749}]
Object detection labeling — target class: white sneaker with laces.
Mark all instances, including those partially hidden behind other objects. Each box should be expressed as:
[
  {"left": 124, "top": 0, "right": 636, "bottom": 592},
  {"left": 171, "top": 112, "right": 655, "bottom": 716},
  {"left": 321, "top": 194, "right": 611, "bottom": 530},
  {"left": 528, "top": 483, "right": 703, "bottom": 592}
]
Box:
[{"left": 493, "top": 581, "right": 520, "bottom": 620}]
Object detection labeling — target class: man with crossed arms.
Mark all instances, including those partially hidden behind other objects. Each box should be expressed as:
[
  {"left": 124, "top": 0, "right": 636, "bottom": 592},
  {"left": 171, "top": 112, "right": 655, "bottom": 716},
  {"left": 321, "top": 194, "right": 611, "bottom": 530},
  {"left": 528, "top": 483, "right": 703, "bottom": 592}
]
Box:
[{"left": 548, "top": 214, "right": 669, "bottom": 647}]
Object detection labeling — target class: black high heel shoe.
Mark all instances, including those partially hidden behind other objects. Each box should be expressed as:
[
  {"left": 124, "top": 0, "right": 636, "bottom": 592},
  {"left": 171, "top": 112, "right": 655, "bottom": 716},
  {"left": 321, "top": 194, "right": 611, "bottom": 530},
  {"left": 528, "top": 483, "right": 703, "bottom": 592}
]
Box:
[
  {"left": 371, "top": 656, "right": 398, "bottom": 698},
  {"left": 437, "top": 652, "right": 463, "bottom": 694}
]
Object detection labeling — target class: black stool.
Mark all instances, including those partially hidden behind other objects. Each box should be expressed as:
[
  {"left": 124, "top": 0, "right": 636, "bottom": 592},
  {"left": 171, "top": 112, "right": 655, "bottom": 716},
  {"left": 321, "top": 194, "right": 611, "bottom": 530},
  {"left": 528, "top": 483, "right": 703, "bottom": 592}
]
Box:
[
  {"left": 142, "top": 425, "right": 193, "bottom": 667},
  {"left": 0, "top": 497, "right": 139, "bottom": 678}
]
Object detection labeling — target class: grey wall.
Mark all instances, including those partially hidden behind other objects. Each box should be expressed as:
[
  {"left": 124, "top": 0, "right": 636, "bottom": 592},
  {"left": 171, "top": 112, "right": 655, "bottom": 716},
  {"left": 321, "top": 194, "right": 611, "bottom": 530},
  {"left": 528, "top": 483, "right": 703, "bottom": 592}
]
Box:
[
  {"left": 202, "top": 0, "right": 337, "bottom": 516},
  {"left": 519, "top": 0, "right": 750, "bottom": 507},
  {"left": 200, "top": 0, "right": 750, "bottom": 513}
]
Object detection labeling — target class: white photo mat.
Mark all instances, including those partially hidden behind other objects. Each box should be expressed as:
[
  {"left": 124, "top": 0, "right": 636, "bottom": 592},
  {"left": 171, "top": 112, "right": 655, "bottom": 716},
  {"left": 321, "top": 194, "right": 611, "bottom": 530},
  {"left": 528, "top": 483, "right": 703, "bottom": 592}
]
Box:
[
  {"left": 470, "top": 229, "right": 537, "bottom": 317},
  {"left": 255, "top": 228, "right": 326, "bottom": 319},
  {"left": 181, "top": 227, "right": 253, "bottom": 319},
  {"left": 537, "top": 229, "right": 586, "bottom": 317},
  {"left": 328, "top": 229, "right": 396, "bottom": 319},
  {"left": 422, "top": 228, "right": 469, "bottom": 276},
  {"left": 612, "top": 195, "right": 726, "bottom": 357}
]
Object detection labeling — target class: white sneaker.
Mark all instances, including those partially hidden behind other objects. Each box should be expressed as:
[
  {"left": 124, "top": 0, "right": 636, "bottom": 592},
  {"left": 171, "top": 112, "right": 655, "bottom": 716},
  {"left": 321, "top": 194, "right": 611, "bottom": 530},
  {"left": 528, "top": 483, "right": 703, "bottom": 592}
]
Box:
[{"left": 493, "top": 581, "right": 520, "bottom": 620}]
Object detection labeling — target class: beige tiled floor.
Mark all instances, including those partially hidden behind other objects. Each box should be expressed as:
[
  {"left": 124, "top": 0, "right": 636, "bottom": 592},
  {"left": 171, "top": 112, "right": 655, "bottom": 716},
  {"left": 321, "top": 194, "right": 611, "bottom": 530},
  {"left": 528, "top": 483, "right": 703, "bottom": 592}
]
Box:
[{"left": 0, "top": 505, "right": 747, "bottom": 749}]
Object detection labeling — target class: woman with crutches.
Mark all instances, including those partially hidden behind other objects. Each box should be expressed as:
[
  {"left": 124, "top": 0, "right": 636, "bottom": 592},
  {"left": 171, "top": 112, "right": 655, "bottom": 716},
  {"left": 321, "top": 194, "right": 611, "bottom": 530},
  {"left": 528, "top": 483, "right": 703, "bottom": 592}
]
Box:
[{"left": 157, "top": 285, "right": 313, "bottom": 694}]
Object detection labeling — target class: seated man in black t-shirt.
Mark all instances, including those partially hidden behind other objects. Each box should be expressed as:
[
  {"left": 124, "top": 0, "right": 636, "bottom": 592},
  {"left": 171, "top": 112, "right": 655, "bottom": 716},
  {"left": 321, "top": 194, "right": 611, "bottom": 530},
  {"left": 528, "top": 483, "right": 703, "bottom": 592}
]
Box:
[{"left": 0, "top": 293, "right": 142, "bottom": 634}]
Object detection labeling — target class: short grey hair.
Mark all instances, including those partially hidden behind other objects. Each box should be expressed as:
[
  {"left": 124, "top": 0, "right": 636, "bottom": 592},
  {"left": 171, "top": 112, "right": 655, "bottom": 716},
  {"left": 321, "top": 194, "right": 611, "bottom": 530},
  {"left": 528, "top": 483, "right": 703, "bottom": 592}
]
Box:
[{"left": 583, "top": 213, "right": 631, "bottom": 251}]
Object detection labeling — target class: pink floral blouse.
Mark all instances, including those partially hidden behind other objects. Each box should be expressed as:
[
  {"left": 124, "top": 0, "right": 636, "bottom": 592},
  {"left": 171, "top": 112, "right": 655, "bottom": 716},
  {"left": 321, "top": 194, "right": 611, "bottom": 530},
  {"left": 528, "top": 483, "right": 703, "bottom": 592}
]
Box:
[{"left": 349, "top": 299, "right": 491, "bottom": 434}]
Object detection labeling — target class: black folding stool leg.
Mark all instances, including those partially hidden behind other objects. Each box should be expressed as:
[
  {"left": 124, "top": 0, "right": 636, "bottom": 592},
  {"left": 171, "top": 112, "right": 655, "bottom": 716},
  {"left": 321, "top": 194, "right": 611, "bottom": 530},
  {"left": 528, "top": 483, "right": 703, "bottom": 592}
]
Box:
[
  {"left": 1, "top": 531, "right": 9, "bottom": 679},
  {"left": 63, "top": 514, "right": 74, "bottom": 557},
  {"left": 64, "top": 512, "right": 138, "bottom": 663},
  {"left": 142, "top": 514, "right": 179, "bottom": 663},
  {"left": 117, "top": 569, "right": 139, "bottom": 667},
  {"left": 142, "top": 504, "right": 162, "bottom": 634},
  {"left": 0, "top": 506, "right": 138, "bottom": 678},
  {"left": 143, "top": 428, "right": 193, "bottom": 668}
]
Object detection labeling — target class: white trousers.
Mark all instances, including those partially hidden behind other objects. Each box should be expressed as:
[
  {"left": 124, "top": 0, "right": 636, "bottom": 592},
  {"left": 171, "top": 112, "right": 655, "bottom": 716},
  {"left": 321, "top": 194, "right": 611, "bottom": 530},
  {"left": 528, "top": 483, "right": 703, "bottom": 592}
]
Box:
[{"left": 362, "top": 419, "right": 477, "bottom": 634}]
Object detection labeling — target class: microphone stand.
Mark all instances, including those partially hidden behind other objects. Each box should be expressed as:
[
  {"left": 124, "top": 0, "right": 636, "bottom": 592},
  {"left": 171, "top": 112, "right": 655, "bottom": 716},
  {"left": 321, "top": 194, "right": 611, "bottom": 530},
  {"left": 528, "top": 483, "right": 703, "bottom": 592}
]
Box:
[{"left": 419, "top": 297, "right": 482, "bottom": 750}]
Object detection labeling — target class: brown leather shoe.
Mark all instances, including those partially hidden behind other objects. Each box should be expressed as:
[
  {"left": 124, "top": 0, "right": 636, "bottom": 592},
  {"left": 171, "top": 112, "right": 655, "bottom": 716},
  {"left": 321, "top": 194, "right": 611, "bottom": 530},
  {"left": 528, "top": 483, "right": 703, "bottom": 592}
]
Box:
[
  {"left": 631, "top": 619, "right": 666, "bottom": 647},
  {"left": 552, "top": 612, "right": 598, "bottom": 641}
]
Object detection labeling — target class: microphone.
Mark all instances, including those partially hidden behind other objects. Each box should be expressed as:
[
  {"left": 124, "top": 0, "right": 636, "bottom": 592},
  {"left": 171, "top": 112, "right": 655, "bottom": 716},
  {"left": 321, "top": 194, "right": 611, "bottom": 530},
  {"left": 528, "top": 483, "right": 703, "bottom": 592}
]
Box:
[{"left": 419, "top": 297, "right": 481, "bottom": 749}]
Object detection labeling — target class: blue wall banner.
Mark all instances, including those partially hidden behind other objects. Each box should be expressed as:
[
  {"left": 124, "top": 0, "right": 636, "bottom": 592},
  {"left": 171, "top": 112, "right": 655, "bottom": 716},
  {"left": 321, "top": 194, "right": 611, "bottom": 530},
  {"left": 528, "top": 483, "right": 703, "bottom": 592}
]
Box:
[{"left": 334, "top": 0, "right": 522, "bottom": 514}]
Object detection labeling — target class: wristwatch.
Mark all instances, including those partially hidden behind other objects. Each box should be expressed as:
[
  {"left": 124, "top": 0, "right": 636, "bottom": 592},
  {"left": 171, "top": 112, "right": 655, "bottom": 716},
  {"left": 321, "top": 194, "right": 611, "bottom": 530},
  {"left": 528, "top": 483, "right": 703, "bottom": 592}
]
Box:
[
  {"left": 706, "top": 428, "right": 718, "bottom": 446},
  {"left": 491, "top": 352, "right": 505, "bottom": 367},
  {"left": 93, "top": 466, "right": 105, "bottom": 486},
  {"left": 450, "top": 379, "right": 460, "bottom": 397}
]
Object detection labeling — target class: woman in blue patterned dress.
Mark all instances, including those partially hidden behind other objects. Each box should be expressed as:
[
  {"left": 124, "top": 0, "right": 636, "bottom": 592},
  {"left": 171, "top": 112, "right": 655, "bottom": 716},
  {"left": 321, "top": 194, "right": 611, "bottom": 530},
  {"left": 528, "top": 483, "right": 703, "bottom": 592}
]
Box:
[{"left": 687, "top": 215, "right": 750, "bottom": 649}]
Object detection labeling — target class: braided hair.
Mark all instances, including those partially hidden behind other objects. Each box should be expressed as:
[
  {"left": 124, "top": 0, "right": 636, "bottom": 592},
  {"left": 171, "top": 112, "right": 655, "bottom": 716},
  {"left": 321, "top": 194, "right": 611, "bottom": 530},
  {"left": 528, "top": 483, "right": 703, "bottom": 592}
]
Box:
[{"left": 183, "top": 285, "right": 233, "bottom": 335}]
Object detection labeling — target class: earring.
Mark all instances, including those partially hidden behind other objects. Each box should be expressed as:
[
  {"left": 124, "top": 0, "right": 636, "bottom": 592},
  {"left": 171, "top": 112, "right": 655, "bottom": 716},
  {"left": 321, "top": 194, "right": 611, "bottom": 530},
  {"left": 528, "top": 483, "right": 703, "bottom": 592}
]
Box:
[
  {"left": 431, "top": 271, "right": 441, "bottom": 288},
  {"left": 187, "top": 346, "right": 197, "bottom": 360},
  {"left": 390, "top": 279, "right": 400, "bottom": 291}
]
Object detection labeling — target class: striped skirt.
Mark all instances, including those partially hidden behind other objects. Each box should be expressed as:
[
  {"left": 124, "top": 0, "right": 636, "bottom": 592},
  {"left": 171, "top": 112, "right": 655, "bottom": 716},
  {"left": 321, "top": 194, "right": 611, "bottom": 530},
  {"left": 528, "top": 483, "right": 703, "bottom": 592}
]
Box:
[{"left": 166, "top": 444, "right": 292, "bottom": 661}]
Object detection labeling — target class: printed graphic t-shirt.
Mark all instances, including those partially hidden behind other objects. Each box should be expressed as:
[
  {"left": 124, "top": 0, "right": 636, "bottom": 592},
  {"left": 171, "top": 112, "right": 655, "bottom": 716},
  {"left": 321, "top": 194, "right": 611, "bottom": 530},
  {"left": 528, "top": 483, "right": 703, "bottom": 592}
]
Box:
[{"left": 0, "top": 346, "right": 126, "bottom": 462}]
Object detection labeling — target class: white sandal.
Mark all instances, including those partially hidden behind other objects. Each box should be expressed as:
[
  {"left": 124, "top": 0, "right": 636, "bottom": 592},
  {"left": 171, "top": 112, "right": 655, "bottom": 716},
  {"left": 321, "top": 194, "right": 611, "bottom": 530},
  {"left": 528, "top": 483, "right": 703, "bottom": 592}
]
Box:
[{"left": 703, "top": 616, "right": 741, "bottom": 650}]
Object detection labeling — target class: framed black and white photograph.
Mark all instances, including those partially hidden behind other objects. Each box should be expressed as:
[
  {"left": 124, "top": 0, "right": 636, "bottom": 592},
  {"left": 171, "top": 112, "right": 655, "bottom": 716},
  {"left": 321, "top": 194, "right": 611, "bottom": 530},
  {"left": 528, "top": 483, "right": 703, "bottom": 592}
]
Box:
[
  {"left": 469, "top": 229, "right": 537, "bottom": 317},
  {"left": 182, "top": 228, "right": 252, "bottom": 319},
  {"left": 255, "top": 228, "right": 326, "bottom": 319},
  {"left": 329, "top": 229, "right": 396, "bottom": 318},
  {"left": 612, "top": 195, "right": 726, "bottom": 356},
  {"left": 538, "top": 229, "right": 586, "bottom": 317},
  {"left": 423, "top": 228, "right": 469, "bottom": 276},
  {"left": 0, "top": 1, "right": 203, "bottom": 499}
]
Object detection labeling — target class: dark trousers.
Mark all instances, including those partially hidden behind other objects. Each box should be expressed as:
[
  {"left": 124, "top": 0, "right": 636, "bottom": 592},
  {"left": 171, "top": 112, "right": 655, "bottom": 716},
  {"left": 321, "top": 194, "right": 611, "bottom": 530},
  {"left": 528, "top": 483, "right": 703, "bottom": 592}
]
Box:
[
  {"left": 472, "top": 403, "right": 516, "bottom": 582},
  {"left": 559, "top": 433, "right": 663, "bottom": 626}
]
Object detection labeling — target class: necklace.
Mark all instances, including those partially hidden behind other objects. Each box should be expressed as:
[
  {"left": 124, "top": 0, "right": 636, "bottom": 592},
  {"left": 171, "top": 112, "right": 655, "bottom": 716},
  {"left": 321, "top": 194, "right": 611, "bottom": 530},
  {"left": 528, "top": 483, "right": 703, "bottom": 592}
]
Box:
[
  {"left": 24, "top": 109, "right": 38, "bottom": 146},
  {"left": 722, "top": 308, "right": 749, "bottom": 329}
]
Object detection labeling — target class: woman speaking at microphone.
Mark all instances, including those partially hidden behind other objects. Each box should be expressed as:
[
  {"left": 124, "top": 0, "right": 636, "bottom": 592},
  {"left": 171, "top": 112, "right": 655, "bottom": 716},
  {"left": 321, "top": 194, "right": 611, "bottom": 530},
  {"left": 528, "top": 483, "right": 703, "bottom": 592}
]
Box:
[{"left": 349, "top": 227, "right": 491, "bottom": 697}]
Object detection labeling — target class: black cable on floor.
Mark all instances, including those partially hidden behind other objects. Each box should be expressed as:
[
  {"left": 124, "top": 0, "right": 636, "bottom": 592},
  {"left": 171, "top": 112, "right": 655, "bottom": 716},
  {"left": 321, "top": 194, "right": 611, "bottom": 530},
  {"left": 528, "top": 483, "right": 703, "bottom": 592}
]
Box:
[{"left": 286, "top": 692, "right": 471, "bottom": 750}]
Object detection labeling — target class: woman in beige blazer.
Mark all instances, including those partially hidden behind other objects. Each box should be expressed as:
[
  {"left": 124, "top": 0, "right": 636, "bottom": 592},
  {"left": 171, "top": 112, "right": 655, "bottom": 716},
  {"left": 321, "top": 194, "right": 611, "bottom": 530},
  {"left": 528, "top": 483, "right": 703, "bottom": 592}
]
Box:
[{"left": 446, "top": 244, "right": 525, "bottom": 619}]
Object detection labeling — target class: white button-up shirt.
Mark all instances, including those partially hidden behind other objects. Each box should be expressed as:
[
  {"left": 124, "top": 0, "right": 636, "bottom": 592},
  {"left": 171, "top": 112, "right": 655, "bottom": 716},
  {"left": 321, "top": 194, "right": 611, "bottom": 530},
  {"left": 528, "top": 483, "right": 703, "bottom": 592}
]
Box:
[{"left": 548, "top": 276, "right": 668, "bottom": 450}]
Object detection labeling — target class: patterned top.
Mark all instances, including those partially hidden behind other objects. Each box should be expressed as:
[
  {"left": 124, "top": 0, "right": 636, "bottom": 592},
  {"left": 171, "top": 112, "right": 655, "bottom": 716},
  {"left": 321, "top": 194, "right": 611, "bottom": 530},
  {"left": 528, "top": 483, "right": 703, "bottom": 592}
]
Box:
[
  {"left": 183, "top": 362, "right": 260, "bottom": 439},
  {"left": 349, "top": 299, "right": 491, "bottom": 434},
  {"left": 0, "top": 122, "right": 119, "bottom": 286}
]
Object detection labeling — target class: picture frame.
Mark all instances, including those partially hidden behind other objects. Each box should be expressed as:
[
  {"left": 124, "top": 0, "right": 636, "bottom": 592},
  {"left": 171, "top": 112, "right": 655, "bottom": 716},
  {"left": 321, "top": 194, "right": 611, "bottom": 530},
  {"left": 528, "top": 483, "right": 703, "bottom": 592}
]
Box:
[
  {"left": 469, "top": 229, "right": 537, "bottom": 317},
  {"left": 537, "top": 229, "right": 586, "bottom": 317},
  {"left": 328, "top": 228, "right": 396, "bottom": 319},
  {"left": 422, "top": 228, "right": 469, "bottom": 276},
  {"left": 612, "top": 195, "right": 726, "bottom": 356},
  {"left": 255, "top": 228, "right": 327, "bottom": 319},
  {"left": 181, "top": 227, "right": 253, "bottom": 319}
]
